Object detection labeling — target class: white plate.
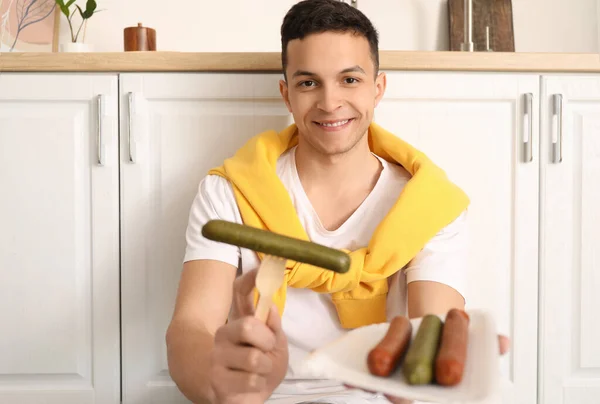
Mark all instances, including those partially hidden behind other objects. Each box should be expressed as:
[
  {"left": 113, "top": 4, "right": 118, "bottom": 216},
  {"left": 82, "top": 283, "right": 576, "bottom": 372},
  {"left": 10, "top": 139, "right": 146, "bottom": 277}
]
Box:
[{"left": 298, "top": 310, "right": 501, "bottom": 404}]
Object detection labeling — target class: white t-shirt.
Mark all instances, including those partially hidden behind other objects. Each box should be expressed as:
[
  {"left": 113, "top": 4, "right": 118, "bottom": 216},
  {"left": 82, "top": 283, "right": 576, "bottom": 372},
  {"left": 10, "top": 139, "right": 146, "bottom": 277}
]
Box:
[{"left": 184, "top": 146, "right": 469, "bottom": 403}]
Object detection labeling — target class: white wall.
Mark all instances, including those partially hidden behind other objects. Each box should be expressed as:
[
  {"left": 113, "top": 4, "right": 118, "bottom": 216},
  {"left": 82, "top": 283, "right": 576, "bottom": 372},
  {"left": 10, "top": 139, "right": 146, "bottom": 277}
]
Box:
[{"left": 67, "top": 0, "right": 599, "bottom": 53}]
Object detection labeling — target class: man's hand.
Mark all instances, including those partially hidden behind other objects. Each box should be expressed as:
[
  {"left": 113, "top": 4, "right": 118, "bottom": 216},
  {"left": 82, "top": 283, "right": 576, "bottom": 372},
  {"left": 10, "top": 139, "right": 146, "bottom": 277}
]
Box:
[
  {"left": 209, "top": 268, "right": 289, "bottom": 404},
  {"left": 384, "top": 334, "right": 510, "bottom": 404}
]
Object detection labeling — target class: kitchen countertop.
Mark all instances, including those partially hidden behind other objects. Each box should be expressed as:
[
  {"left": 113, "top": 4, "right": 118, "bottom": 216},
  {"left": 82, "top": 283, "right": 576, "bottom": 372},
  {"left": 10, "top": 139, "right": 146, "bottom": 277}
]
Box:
[{"left": 1, "top": 51, "right": 600, "bottom": 73}]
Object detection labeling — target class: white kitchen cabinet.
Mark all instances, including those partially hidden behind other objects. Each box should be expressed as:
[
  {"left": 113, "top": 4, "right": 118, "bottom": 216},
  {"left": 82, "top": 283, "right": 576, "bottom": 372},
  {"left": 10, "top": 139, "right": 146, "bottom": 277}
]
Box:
[
  {"left": 2, "top": 68, "right": 599, "bottom": 404},
  {"left": 538, "top": 75, "right": 600, "bottom": 404},
  {"left": 0, "top": 74, "right": 120, "bottom": 403},
  {"left": 376, "top": 71, "right": 541, "bottom": 404},
  {"left": 118, "top": 72, "right": 292, "bottom": 404}
]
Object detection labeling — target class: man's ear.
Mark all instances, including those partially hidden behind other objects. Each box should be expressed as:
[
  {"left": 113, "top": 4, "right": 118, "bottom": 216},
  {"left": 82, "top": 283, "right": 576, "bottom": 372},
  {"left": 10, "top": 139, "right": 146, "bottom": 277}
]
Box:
[
  {"left": 374, "top": 71, "right": 387, "bottom": 107},
  {"left": 279, "top": 78, "right": 293, "bottom": 113}
]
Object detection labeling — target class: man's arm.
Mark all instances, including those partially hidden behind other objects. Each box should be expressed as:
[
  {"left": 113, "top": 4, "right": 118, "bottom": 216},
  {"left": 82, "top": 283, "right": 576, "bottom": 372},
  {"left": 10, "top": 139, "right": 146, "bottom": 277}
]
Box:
[
  {"left": 166, "top": 259, "right": 237, "bottom": 404},
  {"left": 404, "top": 210, "right": 469, "bottom": 319},
  {"left": 407, "top": 281, "right": 465, "bottom": 319}
]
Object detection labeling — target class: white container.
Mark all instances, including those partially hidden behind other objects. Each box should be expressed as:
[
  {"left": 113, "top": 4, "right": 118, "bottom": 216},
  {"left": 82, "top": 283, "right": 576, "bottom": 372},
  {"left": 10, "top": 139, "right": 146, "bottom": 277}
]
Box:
[
  {"left": 60, "top": 42, "right": 93, "bottom": 52},
  {"left": 298, "top": 310, "right": 502, "bottom": 404}
]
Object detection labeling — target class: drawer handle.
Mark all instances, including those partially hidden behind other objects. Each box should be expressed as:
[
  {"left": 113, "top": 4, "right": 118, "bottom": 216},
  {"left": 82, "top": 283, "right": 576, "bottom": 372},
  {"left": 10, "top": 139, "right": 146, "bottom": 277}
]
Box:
[
  {"left": 128, "top": 92, "right": 137, "bottom": 163},
  {"left": 97, "top": 95, "right": 106, "bottom": 166},
  {"left": 552, "top": 94, "right": 563, "bottom": 164},
  {"left": 523, "top": 93, "right": 533, "bottom": 163}
]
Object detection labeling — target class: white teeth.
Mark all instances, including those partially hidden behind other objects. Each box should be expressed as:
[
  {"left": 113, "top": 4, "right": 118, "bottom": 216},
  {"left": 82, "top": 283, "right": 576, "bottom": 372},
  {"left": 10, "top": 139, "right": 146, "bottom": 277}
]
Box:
[{"left": 319, "top": 119, "right": 349, "bottom": 127}]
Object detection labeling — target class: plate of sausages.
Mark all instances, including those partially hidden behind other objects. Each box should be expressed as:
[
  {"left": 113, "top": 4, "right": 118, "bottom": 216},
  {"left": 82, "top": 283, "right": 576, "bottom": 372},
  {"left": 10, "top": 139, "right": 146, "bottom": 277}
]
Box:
[{"left": 299, "top": 309, "right": 500, "bottom": 403}]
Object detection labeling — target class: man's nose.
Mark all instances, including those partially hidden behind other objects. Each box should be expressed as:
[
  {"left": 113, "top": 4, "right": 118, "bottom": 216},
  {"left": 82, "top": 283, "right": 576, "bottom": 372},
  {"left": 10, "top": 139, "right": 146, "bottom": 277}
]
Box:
[{"left": 316, "top": 85, "right": 343, "bottom": 113}]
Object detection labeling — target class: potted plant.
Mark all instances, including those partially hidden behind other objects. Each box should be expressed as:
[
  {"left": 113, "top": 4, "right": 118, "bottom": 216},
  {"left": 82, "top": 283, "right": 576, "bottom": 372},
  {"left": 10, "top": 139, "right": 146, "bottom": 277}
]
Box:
[{"left": 55, "top": 0, "right": 100, "bottom": 52}]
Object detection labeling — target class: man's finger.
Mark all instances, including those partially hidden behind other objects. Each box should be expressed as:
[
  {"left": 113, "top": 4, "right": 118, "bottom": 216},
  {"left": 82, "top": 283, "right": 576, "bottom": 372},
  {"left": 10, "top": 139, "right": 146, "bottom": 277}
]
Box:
[
  {"left": 266, "top": 304, "right": 283, "bottom": 335},
  {"left": 498, "top": 335, "right": 510, "bottom": 355},
  {"left": 225, "top": 317, "right": 277, "bottom": 351},
  {"left": 231, "top": 268, "right": 259, "bottom": 319},
  {"left": 217, "top": 344, "right": 273, "bottom": 374},
  {"left": 211, "top": 365, "right": 267, "bottom": 394}
]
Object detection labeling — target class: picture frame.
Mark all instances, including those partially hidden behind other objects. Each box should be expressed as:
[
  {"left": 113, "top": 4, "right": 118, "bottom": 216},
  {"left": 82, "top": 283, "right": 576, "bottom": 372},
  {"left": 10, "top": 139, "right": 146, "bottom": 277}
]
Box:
[{"left": 0, "top": 0, "right": 60, "bottom": 53}]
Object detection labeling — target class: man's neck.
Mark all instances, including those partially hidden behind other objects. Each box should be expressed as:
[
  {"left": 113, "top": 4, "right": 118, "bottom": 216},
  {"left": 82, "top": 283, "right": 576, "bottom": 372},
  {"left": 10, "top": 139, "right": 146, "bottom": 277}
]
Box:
[
  {"left": 293, "top": 135, "right": 383, "bottom": 231},
  {"left": 294, "top": 137, "right": 380, "bottom": 190}
]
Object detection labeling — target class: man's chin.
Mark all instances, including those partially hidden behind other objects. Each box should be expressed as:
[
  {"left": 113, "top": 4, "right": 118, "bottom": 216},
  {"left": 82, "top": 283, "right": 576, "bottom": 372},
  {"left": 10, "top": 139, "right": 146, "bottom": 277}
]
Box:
[{"left": 311, "top": 140, "right": 361, "bottom": 157}]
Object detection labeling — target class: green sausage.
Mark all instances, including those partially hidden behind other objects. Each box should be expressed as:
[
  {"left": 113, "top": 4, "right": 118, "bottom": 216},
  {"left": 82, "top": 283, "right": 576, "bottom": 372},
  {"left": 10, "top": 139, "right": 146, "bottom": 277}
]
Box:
[
  {"left": 201, "top": 219, "right": 351, "bottom": 273},
  {"left": 402, "top": 314, "right": 443, "bottom": 385}
]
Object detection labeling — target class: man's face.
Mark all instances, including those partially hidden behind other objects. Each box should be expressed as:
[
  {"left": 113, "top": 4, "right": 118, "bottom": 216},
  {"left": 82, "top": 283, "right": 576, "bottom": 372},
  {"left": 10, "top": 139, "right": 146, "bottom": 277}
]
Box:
[{"left": 280, "top": 31, "right": 386, "bottom": 156}]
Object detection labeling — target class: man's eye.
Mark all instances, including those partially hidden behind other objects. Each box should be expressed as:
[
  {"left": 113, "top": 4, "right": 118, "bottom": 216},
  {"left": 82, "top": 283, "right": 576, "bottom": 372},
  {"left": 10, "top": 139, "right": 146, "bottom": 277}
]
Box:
[
  {"left": 345, "top": 77, "right": 359, "bottom": 84},
  {"left": 299, "top": 80, "right": 316, "bottom": 87}
]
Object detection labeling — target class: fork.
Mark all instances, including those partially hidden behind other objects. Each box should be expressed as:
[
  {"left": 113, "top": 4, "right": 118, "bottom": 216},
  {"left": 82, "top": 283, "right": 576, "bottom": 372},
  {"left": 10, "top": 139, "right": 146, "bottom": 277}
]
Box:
[{"left": 254, "top": 255, "right": 287, "bottom": 322}]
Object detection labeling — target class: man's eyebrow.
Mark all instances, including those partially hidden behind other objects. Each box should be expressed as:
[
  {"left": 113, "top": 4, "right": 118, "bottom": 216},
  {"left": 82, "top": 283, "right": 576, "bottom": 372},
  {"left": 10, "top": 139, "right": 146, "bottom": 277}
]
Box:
[
  {"left": 291, "top": 65, "right": 366, "bottom": 79},
  {"left": 340, "top": 65, "right": 366, "bottom": 75},
  {"left": 291, "top": 70, "right": 316, "bottom": 78}
]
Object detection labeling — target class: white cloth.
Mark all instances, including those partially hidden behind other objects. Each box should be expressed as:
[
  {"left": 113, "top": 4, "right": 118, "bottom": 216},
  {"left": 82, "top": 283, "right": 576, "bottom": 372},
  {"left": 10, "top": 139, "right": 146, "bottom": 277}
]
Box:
[{"left": 184, "top": 146, "right": 469, "bottom": 403}]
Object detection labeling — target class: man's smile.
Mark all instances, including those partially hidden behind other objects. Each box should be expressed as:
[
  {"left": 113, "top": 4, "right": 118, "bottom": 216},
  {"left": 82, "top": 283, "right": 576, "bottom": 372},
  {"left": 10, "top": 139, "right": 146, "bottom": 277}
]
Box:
[{"left": 313, "top": 118, "right": 355, "bottom": 130}]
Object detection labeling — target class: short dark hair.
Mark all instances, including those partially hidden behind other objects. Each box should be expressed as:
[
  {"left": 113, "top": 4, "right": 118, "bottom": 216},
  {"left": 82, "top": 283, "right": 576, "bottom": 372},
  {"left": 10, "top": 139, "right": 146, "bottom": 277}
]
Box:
[{"left": 280, "top": 0, "right": 380, "bottom": 79}]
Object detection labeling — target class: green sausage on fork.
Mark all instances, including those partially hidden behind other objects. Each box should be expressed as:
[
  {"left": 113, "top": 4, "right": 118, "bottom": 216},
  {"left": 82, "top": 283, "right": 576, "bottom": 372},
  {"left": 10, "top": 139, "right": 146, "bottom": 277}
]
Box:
[{"left": 201, "top": 219, "right": 351, "bottom": 274}]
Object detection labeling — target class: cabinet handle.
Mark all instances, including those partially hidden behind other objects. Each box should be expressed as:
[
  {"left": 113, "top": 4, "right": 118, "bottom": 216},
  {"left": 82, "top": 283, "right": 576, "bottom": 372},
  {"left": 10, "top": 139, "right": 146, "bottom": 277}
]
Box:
[
  {"left": 97, "top": 95, "right": 106, "bottom": 166},
  {"left": 552, "top": 94, "right": 563, "bottom": 163},
  {"left": 523, "top": 93, "right": 533, "bottom": 162},
  {"left": 128, "top": 92, "right": 137, "bottom": 163}
]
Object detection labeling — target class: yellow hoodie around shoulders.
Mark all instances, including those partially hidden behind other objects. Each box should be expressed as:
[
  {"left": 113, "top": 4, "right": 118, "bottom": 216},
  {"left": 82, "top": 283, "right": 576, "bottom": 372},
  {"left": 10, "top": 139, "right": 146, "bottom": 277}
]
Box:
[{"left": 209, "top": 122, "right": 469, "bottom": 329}]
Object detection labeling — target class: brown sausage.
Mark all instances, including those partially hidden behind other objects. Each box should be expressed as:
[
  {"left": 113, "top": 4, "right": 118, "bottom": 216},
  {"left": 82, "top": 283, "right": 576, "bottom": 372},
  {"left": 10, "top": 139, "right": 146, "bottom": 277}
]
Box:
[
  {"left": 434, "top": 308, "right": 470, "bottom": 386},
  {"left": 367, "top": 316, "right": 413, "bottom": 377}
]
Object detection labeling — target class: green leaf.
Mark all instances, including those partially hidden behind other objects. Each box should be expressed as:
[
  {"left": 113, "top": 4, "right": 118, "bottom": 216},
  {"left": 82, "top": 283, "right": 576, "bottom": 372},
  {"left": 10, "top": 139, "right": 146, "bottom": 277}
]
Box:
[
  {"left": 55, "top": 0, "right": 70, "bottom": 17},
  {"left": 81, "top": 0, "right": 97, "bottom": 19},
  {"left": 65, "top": 0, "right": 76, "bottom": 8}
]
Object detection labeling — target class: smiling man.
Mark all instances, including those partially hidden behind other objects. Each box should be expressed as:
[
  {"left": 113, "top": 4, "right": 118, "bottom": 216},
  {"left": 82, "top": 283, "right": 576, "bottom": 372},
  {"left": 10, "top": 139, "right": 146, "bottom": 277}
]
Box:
[{"left": 165, "top": 1, "right": 507, "bottom": 404}]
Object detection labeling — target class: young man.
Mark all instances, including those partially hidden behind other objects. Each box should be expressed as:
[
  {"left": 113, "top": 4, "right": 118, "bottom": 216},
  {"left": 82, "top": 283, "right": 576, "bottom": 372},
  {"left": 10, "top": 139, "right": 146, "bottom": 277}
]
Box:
[{"left": 166, "top": 1, "right": 508, "bottom": 403}]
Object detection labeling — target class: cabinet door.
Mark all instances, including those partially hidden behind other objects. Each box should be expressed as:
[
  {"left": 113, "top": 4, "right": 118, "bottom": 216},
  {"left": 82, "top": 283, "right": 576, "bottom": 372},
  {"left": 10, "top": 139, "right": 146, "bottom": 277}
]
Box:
[
  {"left": 119, "top": 73, "right": 292, "bottom": 404},
  {"left": 376, "top": 72, "right": 540, "bottom": 404},
  {"left": 0, "top": 74, "right": 120, "bottom": 404},
  {"left": 539, "top": 75, "right": 600, "bottom": 404}
]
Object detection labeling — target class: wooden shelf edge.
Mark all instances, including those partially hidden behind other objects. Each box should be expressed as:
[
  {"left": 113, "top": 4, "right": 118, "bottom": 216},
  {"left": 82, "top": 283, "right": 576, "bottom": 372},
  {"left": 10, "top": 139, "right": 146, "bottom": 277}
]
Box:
[{"left": 1, "top": 50, "right": 599, "bottom": 73}]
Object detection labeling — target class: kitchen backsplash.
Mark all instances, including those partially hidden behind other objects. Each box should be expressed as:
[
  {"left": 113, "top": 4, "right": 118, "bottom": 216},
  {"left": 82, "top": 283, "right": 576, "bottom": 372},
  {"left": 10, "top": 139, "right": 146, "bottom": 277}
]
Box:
[{"left": 64, "top": 0, "right": 598, "bottom": 53}]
